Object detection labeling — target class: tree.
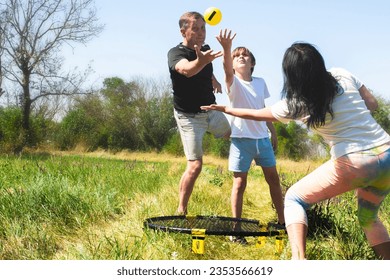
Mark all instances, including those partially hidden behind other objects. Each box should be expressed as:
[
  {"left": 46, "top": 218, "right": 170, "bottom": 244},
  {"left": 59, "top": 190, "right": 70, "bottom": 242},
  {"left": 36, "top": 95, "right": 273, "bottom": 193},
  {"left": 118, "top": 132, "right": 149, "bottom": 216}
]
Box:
[
  {"left": 100, "top": 77, "right": 143, "bottom": 150},
  {"left": 0, "top": 9, "right": 5, "bottom": 98},
  {"left": 0, "top": 0, "right": 104, "bottom": 151},
  {"left": 136, "top": 78, "right": 176, "bottom": 151}
]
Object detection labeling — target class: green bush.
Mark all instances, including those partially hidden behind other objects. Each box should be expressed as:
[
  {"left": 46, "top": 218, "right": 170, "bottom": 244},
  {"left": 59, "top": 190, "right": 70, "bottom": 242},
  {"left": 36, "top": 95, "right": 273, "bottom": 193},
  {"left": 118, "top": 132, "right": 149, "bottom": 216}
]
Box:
[
  {"left": 138, "top": 95, "right": 176, "bottom": 151},
  {"left": 54, "top": 77, "right": 177, "bottom": 152},
  {"left": 0, "top": 107, "right": 54, "bottom": 153},
  {"left": 55, "top": 108, "right": 106, "bottom": 150},
  {"left": 162, "top": 132, "right": 184, "bottom": 156},
  {"left": 0, "top": 107, "right": 24, "bottom": 153},
  {"left": 372, "top": 96, "right": 390, "bottom": 134},
  {"left": 274, "top": 122, "right": 310, "bottom": 160},
  {"left": 203, "top": 133, "right": 230, "bottom": 158}
]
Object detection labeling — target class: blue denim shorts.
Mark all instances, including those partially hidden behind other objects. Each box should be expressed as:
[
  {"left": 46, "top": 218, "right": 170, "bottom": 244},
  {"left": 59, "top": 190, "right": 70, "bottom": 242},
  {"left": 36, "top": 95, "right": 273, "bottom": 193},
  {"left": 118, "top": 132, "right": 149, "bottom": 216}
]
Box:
[
  {"left": 229, "top": 137, "right": 276, "bottom": 172},
  {"left": 174, "top": 109, "right": 230, "bottom": 160}
]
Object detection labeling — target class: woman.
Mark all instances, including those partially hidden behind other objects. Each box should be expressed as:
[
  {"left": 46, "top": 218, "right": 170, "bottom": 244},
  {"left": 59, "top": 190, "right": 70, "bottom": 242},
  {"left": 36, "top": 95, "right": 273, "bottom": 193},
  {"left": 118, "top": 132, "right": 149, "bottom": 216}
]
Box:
[{"left": 201, "top": 42, "right": 390, "bottom": 260}]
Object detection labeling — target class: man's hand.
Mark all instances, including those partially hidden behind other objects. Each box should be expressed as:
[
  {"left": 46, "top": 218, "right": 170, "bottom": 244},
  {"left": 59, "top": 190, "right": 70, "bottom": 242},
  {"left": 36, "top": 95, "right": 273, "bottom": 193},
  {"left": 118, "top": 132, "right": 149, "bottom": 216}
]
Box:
[
  {"left": 175, "top": 45, "right": 223, "bottom": 78},
  {"left": 194, "top": 44, "right": 223, "bottom": 65}
]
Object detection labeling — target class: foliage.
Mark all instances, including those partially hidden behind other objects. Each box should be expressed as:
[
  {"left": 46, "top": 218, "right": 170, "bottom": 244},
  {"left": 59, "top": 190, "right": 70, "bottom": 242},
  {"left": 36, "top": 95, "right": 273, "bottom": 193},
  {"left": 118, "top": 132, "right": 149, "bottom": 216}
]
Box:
[
  {"left": 1, "top": 69, "right": 389, "bottom": 158},
  {"left": 0, "top": 106, "right": 54, "bottom": 153},
  {"left": 372, "top": 95, "right": 390, "bottom": 133},
  {"left": 274, "top": 121, "right": 311, "bottom": 160},
  {"left": 53, "top": 77, "right": 177, "bottom": 152},
  {"left": 161, "top": 132, "right": 184, "bottom": 156},
  {"left": 55, "top": 106, "right": 107, "bottom": 150},
  {"left": 0, "top": 0, "right": 103, "bottom": 149},
  {"left": 100, "top": 77, "right": 142, "bottom": 150},
  {"left": 137, "top": 94, "right": 177, "bottom": 151},
  {"left": 203, "top": 133, "right": 231, "bottom": 158},
  {"left": 0, "top": 107, "right": 23, "bottom": 153}
]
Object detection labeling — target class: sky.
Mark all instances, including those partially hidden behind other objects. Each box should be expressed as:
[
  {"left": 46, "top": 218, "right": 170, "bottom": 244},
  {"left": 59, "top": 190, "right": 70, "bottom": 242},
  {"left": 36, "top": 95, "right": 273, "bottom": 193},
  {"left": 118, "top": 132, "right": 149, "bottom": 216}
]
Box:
[{"left": 63, "top": 0, "right": 390, "bottom": 107}]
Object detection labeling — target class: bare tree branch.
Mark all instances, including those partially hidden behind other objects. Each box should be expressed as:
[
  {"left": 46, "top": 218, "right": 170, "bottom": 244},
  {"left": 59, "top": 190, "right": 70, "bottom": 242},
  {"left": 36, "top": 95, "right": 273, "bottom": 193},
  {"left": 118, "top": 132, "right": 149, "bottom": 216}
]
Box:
[{"left": 0, "top": 0, "right": 104, "bottom": 146}]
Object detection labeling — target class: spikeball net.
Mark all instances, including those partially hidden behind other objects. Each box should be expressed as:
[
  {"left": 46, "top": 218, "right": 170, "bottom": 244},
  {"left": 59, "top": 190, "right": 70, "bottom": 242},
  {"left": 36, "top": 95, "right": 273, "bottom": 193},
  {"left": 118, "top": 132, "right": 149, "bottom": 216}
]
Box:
[{"left": 143, "top": 215, "right": 286, "bottom": 254}]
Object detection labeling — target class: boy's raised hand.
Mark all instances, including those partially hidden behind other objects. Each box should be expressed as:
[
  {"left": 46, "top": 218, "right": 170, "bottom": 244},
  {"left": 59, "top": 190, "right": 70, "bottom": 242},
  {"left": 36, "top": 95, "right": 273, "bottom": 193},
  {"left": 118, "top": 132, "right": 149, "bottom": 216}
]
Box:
[
  {"left": 216, "top": 29, "right": 236, "bottom": 87},
  {"left": 216, "top": 29, "right": 236, "bottom": 50}
]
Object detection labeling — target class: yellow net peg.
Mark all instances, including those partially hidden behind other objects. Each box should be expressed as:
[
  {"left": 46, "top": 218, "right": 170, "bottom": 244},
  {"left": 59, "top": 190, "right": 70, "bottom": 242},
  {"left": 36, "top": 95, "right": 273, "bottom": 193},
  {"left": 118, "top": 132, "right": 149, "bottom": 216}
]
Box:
[
  {"left": 256, "top": 236, "right": 266, "bottom": 248},
  {"left": 275, "top": 236, "right": 284, "bottom": 254},
  {"left": 191, "top": 229, "right": 206, "bottom": 254},
  {"left": 256, "top": 225, "right": 267, "bottom": 248}
]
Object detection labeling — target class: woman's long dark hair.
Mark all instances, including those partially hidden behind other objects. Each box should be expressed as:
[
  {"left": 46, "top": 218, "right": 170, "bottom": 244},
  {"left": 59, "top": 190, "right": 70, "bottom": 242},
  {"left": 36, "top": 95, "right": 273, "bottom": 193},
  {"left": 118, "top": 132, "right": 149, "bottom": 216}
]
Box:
[{"left": 281, "top": 43, "right": 339, "bottom": 128}]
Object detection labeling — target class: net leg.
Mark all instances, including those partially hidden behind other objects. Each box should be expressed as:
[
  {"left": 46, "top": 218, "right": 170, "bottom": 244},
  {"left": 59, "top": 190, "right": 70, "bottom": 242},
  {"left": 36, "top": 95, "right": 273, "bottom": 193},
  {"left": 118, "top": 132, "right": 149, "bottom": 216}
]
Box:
[
  {"left": 256, "top": 225, "right": 267, "bottom": 248},
  {"left": 191, "top": 229, "right": 206, "bottom": 254},
  {"left": 275, "top": 230, "right": 286, "bottom": 254},
  {"left": 256, "top": 236, "right": 266, "bottom": 248},
  {"left": 275, "top": 236, "right": 284, "bottom": 253}
]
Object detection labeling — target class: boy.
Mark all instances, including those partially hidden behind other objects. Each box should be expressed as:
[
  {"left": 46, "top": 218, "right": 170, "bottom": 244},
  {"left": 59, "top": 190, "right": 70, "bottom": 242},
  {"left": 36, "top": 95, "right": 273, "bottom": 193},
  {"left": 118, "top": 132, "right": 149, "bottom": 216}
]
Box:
[{"left": 216, "top": 29, "right": 285, "bottom": 244}]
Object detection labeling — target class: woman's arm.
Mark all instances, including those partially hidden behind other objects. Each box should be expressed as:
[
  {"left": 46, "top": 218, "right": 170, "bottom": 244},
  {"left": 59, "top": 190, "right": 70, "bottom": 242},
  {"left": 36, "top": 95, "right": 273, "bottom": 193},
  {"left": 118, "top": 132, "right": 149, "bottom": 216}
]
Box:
[
  {"left": 200, "top": 104, "right": 278, "bottom": 122},
  {"left": 359, "top": 85, "right": 378, "bottom": 112}
]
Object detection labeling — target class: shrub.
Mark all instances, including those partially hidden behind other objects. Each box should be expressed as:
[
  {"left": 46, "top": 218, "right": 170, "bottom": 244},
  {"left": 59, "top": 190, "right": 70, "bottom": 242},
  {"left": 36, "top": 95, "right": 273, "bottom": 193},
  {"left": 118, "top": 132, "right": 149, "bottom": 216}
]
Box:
[
  {"left": 55, "top": 108, "right": 106, "bottom": 150},
  {"left": 162, "top": 132, "right": 184, "bottom": 156},
  {"left": 0, "top": 107, "right": 24, "bottom": 153},
  {"left": 203, "top": 133, "right": 230, "bottom": 158},
  {"left": 0, "top": 107, "right": 54, "bottom": 153}
]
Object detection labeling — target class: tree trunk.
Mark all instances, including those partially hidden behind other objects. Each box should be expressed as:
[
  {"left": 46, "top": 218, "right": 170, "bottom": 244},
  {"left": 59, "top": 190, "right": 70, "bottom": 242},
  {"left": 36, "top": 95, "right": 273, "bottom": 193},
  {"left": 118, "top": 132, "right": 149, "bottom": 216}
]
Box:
[
  {"left": 22, "top": 85, "right": 31, "bottom": 143},
  {"left": 14, "top": 71, "right": 32, "bottom": 154}
]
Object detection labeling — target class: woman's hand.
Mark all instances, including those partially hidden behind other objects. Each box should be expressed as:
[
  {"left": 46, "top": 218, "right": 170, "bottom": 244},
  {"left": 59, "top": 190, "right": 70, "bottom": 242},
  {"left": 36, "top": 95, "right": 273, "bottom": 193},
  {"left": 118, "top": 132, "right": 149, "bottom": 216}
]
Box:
[{"left": 200, "top": 104, "right": 226, "bottom": 112}]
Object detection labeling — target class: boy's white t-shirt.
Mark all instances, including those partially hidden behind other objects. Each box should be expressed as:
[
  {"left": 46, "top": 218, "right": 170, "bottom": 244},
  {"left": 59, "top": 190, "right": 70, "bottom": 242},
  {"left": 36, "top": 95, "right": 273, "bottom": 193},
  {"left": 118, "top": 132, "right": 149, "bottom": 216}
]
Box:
[
  {"left": 227, "top": 76, "right": 270, "bottom": 139},
  {"left": 271, "top": 67, "right": 390, "bottom": 159}
]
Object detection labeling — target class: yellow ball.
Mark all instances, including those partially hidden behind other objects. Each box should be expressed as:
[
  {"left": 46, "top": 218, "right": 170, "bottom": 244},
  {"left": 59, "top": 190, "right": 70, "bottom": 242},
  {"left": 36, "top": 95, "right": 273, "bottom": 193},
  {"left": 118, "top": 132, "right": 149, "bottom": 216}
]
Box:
[{"left": 204, "top": 7, "right": 222, "bottom": 26}]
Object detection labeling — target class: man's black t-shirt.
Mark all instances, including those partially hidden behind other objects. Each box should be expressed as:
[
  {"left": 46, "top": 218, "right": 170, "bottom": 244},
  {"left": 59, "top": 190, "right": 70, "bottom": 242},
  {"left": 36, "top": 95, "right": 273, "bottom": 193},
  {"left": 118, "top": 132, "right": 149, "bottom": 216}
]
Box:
[{"left": 168, "top": 43, "right": 216, "bottom": 113}]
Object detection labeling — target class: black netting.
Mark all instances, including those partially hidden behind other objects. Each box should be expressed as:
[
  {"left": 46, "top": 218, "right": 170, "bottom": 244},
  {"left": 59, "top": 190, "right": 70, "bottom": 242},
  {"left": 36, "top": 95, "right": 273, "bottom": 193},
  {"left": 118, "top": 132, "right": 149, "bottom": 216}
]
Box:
[{"left": 144, "top": 215, "right": 282, "bottom": 236}]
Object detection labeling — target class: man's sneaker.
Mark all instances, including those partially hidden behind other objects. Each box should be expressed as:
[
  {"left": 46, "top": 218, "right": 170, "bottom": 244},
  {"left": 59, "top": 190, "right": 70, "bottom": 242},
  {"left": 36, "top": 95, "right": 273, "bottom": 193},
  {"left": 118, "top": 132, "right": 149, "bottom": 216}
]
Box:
[
  {"left": 267, "top": 222, "right": 286, "bottom": 231},
  {"left": 229, "top": 236, "right": 248, "bottom": 245}
]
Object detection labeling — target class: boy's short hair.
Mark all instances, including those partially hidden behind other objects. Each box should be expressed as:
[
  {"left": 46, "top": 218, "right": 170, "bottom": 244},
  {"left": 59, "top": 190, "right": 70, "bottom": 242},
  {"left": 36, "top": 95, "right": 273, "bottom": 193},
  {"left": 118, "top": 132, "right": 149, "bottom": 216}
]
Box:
[{"left": 232, "top": 47, "right": 256, "bottom": 74}]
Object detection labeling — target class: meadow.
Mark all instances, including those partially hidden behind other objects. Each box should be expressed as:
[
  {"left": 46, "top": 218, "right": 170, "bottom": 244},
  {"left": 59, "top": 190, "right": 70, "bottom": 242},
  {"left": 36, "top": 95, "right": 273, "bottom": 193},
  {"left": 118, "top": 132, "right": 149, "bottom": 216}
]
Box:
[{"left": 0, "top": 150, "right": 388, "bottom": 260}]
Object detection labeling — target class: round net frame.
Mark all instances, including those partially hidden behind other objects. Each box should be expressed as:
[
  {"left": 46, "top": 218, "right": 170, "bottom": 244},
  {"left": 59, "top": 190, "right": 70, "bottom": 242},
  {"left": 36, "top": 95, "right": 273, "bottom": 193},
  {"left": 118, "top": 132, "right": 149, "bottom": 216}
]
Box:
[{"left": 144, "top": 215, "right": 282, "bottom": 237}]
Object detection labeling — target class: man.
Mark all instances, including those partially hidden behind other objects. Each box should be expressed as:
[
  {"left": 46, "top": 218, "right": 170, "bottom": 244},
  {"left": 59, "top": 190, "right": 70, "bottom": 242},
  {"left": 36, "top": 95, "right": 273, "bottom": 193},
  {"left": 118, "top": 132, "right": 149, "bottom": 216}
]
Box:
[{"left": 167, "top": 11, "right": 230, "bottom": 215}]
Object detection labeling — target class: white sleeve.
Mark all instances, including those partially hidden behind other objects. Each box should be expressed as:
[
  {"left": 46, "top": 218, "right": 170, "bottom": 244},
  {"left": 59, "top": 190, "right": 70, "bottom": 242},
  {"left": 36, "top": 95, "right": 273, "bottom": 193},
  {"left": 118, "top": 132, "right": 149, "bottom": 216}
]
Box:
[
  {"left": 351, "top": 72, "right": 363, "bottom": 90},
  {"left": 330, "top": 67, "right": 363, "bottom": 90},
  {"left": 270, "top": 99, "right": 292, "bottom": 124}
]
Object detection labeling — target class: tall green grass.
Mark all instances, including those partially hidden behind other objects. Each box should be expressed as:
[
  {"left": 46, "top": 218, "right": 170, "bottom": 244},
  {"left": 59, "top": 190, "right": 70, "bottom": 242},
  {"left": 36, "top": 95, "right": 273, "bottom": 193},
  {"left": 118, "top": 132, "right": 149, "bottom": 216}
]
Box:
[
  {"left": 0, "top": 152, "right": 388, "bottom": 260},
  {"left": 0, "top": 153, "right": 171, "bottom": 259}
]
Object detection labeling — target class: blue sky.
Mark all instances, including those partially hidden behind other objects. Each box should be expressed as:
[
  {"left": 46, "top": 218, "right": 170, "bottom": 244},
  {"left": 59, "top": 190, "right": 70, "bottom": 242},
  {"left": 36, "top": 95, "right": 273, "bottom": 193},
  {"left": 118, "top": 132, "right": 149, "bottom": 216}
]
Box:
[{"left": 63, "top": 0, "right": 390, "bottom": 106}]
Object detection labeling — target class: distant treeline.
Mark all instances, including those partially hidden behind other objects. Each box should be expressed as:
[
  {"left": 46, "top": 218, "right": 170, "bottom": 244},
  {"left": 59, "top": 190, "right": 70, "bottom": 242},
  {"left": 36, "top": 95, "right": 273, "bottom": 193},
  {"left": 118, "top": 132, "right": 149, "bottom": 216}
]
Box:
[{"left": 1, "top": 76, "right": 389, "bottom": 160}]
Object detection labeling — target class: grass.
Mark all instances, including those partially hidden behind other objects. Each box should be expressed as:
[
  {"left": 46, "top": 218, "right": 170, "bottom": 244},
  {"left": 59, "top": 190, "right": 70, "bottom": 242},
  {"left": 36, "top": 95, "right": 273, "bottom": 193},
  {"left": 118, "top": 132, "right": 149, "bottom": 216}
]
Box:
[{"left": 0, "top": 150, "right": 388, "bottom": 260}]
